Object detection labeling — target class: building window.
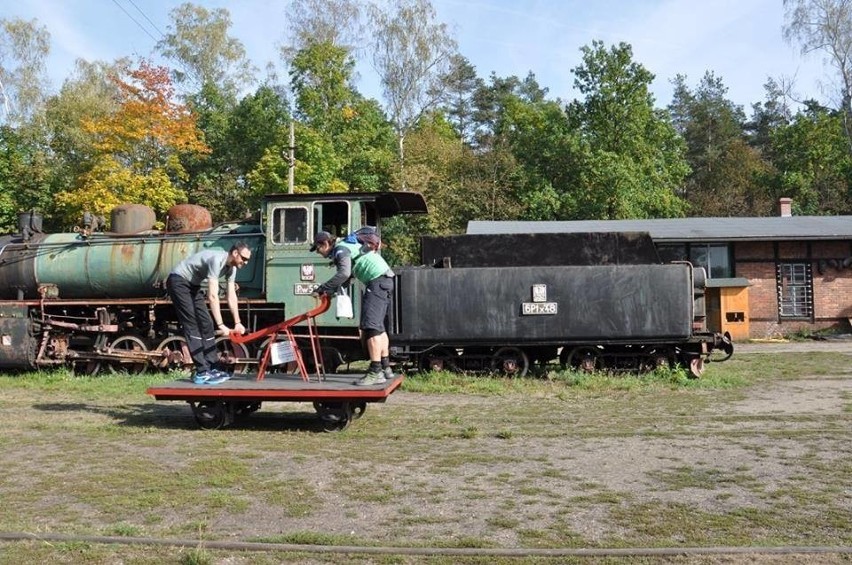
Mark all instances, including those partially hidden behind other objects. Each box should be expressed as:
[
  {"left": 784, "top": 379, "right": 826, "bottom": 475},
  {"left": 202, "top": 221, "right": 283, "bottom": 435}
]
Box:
[
  {"left": 776, "top": 263, "right": 813, "bottom": 318},
  {"left": 656, "top": 243, "right": 732, "bottom": 278}
]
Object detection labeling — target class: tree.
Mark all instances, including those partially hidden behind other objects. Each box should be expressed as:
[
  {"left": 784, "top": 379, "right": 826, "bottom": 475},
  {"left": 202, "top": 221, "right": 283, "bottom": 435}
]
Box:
[
  {"left": 784, "top": 0, "right": 852, "bottom": 149},
  {"left": 289, "top": 40, "right": 396, "bottom": 193},
  {"left": 283, "top": 0, "right": 363, "bottom": 57},
  {"left": 770, "top": 101, "right": 852, "bottom": 215},
  {"left": 667, "top": 72, "right": 772, "bottom": 215},
  {"left": 562, "top": 41, "right": 689, "bottom": 219},
  {"left": 156, "top": 2, "right": 256, "bottom": 97},
  {"left": 440, "top": 54, "right": 482, "bottom": 144},
  {"left": 0, "top": 18, "right": 50, "bottom": 126},
  {"left": 368, "top": 0, "right": 457, "bottom": 178},
  {"left": 54, "top": 61, "right": 209, "bottom": 223}
]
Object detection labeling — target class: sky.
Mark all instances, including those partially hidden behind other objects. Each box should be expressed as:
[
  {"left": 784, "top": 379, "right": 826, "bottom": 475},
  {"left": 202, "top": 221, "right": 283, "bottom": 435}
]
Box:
[{"left": 6, "top": 0, "right": 835, "bottom": 112}]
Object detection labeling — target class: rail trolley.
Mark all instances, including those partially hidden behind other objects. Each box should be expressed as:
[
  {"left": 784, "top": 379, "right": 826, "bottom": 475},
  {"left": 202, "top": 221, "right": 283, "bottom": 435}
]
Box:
[{"left": 147, "top": 296, "right": 403, "bottom": 431}]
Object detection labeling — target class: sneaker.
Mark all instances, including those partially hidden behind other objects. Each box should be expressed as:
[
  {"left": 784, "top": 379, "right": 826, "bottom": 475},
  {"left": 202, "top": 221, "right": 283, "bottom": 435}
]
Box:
[
  {"left": 383, "top": 366, "right": 395, "bottom": 380},
  {"left": 353, "top": 370, "right": 386, "bottom": 386},
  {"left": 210, "top": 368, "right": 232, "bottom": 381},
  {"left": 192, "top": 370, "right": 228, "bottom": 385}
]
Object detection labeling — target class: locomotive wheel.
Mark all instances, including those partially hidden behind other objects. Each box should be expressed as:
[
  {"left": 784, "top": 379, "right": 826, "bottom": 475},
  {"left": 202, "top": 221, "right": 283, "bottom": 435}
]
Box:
[
  {"left": 215, "top": 337, "right": 250, "bottom": 374},
  {"left": 73, "top": 359, "right": 101, "bottom": 376},
  {"left": 105, "top": 335, "right": 149, "bottom": 375},
  {"left": 155, "top": 336, "right": 193, "bottom": 373},
  {"left": 562, "top": 346, "right": 601, "bottom": 373},
  {"left": 313, "top": 401, "right": 353, "bottom": 432},
  {"left": 489, "top": 346, "right": 529, "bottom": 377},
  {"left": 190, "top": 400, "right": 229, "bottom": 430}
]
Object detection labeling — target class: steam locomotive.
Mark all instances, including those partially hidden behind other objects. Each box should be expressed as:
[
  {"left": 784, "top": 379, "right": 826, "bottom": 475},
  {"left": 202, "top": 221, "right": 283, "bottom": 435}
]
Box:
[{"left": 0, "top": 191, "right": 732, "bottom": 377}]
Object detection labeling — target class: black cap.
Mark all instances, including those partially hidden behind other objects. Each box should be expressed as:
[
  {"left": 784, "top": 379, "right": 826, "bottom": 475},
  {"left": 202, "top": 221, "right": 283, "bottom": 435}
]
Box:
[{"left": 310, "top": 231, "right": 333, "bottom": 252}]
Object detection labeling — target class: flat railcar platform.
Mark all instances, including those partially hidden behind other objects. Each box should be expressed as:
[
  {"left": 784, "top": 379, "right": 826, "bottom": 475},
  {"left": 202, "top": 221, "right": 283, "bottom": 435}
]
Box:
[{"left": 147, "top": 373, "right": 403, "bottom": 431}]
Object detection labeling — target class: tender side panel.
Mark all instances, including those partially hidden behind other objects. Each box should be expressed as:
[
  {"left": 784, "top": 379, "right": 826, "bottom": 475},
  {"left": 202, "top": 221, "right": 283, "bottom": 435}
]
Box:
[{"left": 392, "top": 264, "right": 693, "bottom": 343}]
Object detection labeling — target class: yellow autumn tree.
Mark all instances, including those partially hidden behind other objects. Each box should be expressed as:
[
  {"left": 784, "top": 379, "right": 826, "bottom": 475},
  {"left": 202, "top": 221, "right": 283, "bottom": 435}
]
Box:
[{"left": 56, "top": 60, "right": 210, "bottom": 225}]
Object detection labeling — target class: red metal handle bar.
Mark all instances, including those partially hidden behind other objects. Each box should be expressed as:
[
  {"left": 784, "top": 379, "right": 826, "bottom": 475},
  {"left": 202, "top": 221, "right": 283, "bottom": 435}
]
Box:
[{"left": 229, "top": 294, "right": 331, "bottom": 346}]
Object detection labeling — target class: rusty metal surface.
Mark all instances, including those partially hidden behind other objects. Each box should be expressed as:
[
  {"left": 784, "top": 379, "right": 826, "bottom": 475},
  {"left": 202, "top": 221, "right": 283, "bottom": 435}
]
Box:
[
  {"left": 0, "top": 304, "right": 36, "bottom": 368},
  {"left": 110, "top": 204, "right": 156, "bottom": 234},
  {"left": 166, "top": 204, "right": 212, "bottom": 232}
]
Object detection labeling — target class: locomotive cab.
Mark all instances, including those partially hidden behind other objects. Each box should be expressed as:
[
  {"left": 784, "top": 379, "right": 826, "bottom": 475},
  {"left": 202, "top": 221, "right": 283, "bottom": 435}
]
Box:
[{"left": 262, "top": 191, "right": 427, "bottom": 328}]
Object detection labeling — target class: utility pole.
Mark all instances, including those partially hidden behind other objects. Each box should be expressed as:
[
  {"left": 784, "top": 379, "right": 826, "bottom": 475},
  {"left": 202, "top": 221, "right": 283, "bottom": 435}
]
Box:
[{"left": 288, "top": 121, "right": 295, "bottom": 194}]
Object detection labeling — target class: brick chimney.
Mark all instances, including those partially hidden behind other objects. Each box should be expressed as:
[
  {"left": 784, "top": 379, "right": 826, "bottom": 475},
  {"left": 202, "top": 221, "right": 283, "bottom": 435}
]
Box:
[{"left": 778, "top": 197, "right": 793, "bottom": 217}]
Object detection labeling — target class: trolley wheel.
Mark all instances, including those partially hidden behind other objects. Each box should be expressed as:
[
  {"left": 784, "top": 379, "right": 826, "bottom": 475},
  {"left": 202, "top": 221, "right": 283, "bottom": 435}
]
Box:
[
  {"left": 313, "top": 401, "right": 353, "bottom": 432},
  {"left": 105, "top": 334, "right": 149, "bottom": 375},
  {"left": 561, "top": 346, "right": 601, "bottom": 373},
  {"left": 190, "top": 400, "right": 230, "bottom": 430},
  {"left": 351, "top": 401, "right": 367, "bottom": 420},
  {"left": 490, "top": 346, "right": 529, "bottom": 377},
  {"left": 234, "top": 401, "right": 262, "bottom": 419},
  {"left": 215, "top": 337, "right": 250, "bottom": 374}
]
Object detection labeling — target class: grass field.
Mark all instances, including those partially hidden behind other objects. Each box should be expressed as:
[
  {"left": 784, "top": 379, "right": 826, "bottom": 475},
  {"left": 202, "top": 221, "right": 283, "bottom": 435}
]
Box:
[{"left": 0, "top": 351, "right": 850, "bottom": 564}]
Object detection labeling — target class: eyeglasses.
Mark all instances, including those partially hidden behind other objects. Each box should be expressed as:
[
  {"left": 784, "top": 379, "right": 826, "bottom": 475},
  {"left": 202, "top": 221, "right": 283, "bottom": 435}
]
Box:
[{"left": 238, "top": 253, "right": 251, "bottom": 263}]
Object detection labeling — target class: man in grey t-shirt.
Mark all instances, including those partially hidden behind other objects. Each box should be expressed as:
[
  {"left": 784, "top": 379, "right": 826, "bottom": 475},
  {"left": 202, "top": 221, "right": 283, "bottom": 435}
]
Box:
[{"left": 167, "top": 242, "right": 251, "bottom": 384}]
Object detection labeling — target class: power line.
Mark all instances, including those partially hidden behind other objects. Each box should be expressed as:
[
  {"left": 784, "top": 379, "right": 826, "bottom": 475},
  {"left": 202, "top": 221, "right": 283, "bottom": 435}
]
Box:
[
  {"left": 109, "top": 0, "right": 160, "bottom": 44},
  {"left": 126, "top": 0, "right": 167, "bottom": 40}
]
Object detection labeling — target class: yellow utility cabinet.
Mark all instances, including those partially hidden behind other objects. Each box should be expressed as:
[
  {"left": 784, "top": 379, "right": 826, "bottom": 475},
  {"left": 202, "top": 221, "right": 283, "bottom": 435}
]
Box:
[{"left": 705, "top": 279, "right": 751, "bottom": 341}]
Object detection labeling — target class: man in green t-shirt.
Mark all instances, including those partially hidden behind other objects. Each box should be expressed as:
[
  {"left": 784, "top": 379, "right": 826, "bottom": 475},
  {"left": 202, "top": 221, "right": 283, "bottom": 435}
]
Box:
[{"left": 311, "top": 230, "right": 395, "bottom": 386}]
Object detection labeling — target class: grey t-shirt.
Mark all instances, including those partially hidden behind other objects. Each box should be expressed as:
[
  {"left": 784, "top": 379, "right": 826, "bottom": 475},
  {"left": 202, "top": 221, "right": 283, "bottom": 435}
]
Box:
[{"left": 170, "top": 249, "right": 235, "bottom": 286}]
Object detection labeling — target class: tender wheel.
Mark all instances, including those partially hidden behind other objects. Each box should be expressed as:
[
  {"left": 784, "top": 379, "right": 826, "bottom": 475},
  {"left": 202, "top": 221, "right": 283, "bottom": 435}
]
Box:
[
  {"left": 644, "top": 348, "right": 674, "bottom": 373},
  {"left": 215, "top": 337, "right": 250, "bottom": 374},
  {"left": 156, "top": 336, "right": 192, "bottom": 372},
  {"left": 105, "top": 335, "right": 149, "bottom": 375},
  {"left": 489, "top": 346, "right": 529, "bottom": 377},
  {"left": 418, "top": 347, "right": 458, "bottom": 372},
  {"left": 191, "top": 401, "right": 229, "bottom": 430},
  {"left": 688, "top": 357, "right": 705, "bottom": 378},
  {"left": 562, "top": 346, "right": 601, "bottom": 373},
  {"left": 313, "top": 402, "right": 353, "bottom": 432}
]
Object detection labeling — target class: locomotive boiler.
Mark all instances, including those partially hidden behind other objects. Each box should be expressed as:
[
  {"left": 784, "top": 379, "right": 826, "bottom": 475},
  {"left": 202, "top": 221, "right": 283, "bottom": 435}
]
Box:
[{"left": 0, "top": 193, "right": 427, "bottom": 373}]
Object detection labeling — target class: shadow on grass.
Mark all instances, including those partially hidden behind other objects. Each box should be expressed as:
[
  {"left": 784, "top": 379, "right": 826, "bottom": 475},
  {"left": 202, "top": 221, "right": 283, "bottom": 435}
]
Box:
[{"left": 30, "top": 401, "right": 337, "bottom": 433}]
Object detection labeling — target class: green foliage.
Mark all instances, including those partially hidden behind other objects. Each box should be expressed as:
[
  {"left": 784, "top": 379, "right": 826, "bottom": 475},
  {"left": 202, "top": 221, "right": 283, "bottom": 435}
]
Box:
[
  {"left": 669, "top": 72, "right": 773, "bottom": 216},
  {"left": 769, "top": 101, "right": 852, "bottom": 215},
  {"left": 156, "top": 2, "right": 256, "bottom": 95},
  {"left": 55, "top": 156, "right": 185, "bottom": 222}
]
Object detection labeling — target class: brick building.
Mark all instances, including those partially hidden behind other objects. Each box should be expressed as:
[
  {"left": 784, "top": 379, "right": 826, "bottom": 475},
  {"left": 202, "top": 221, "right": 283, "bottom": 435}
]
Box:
[{"left": 467, "top": 201, "right": 852, "bottom": 340}]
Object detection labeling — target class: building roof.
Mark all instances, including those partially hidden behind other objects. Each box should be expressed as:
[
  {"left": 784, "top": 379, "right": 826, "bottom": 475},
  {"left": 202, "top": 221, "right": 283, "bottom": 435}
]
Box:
[{"left": 466, "top": 216, "right": 852, "bottom": 243}]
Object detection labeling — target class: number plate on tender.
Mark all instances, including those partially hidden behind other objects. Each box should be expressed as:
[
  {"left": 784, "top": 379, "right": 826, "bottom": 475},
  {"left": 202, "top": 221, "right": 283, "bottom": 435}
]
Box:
[
  {"left": 521, "top": 302, "right": 558, "bottom": 315},
  {"left": 294, "top": 283, "right": 319, "bottom": 295}
]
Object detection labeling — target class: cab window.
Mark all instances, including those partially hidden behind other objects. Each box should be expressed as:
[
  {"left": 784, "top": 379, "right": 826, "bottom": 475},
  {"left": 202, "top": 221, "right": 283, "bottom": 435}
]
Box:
[
  {"left": 313, "top": 201, "right": 349, "bottom": 237},
  {"left": 271, "top": 206, "right": 308, "bottom": 245}
]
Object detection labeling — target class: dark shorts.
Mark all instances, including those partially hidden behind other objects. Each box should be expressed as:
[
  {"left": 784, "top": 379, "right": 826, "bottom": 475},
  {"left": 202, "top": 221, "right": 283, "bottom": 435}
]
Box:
[{"left": 360, "top": 276, "right": 394, "bottom": 333}]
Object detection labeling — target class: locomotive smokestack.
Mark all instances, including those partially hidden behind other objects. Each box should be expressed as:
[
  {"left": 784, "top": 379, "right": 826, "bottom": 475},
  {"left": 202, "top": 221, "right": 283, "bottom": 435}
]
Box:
[{"left": 778, "top": 197, "right": 793, "bottom": 217}]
